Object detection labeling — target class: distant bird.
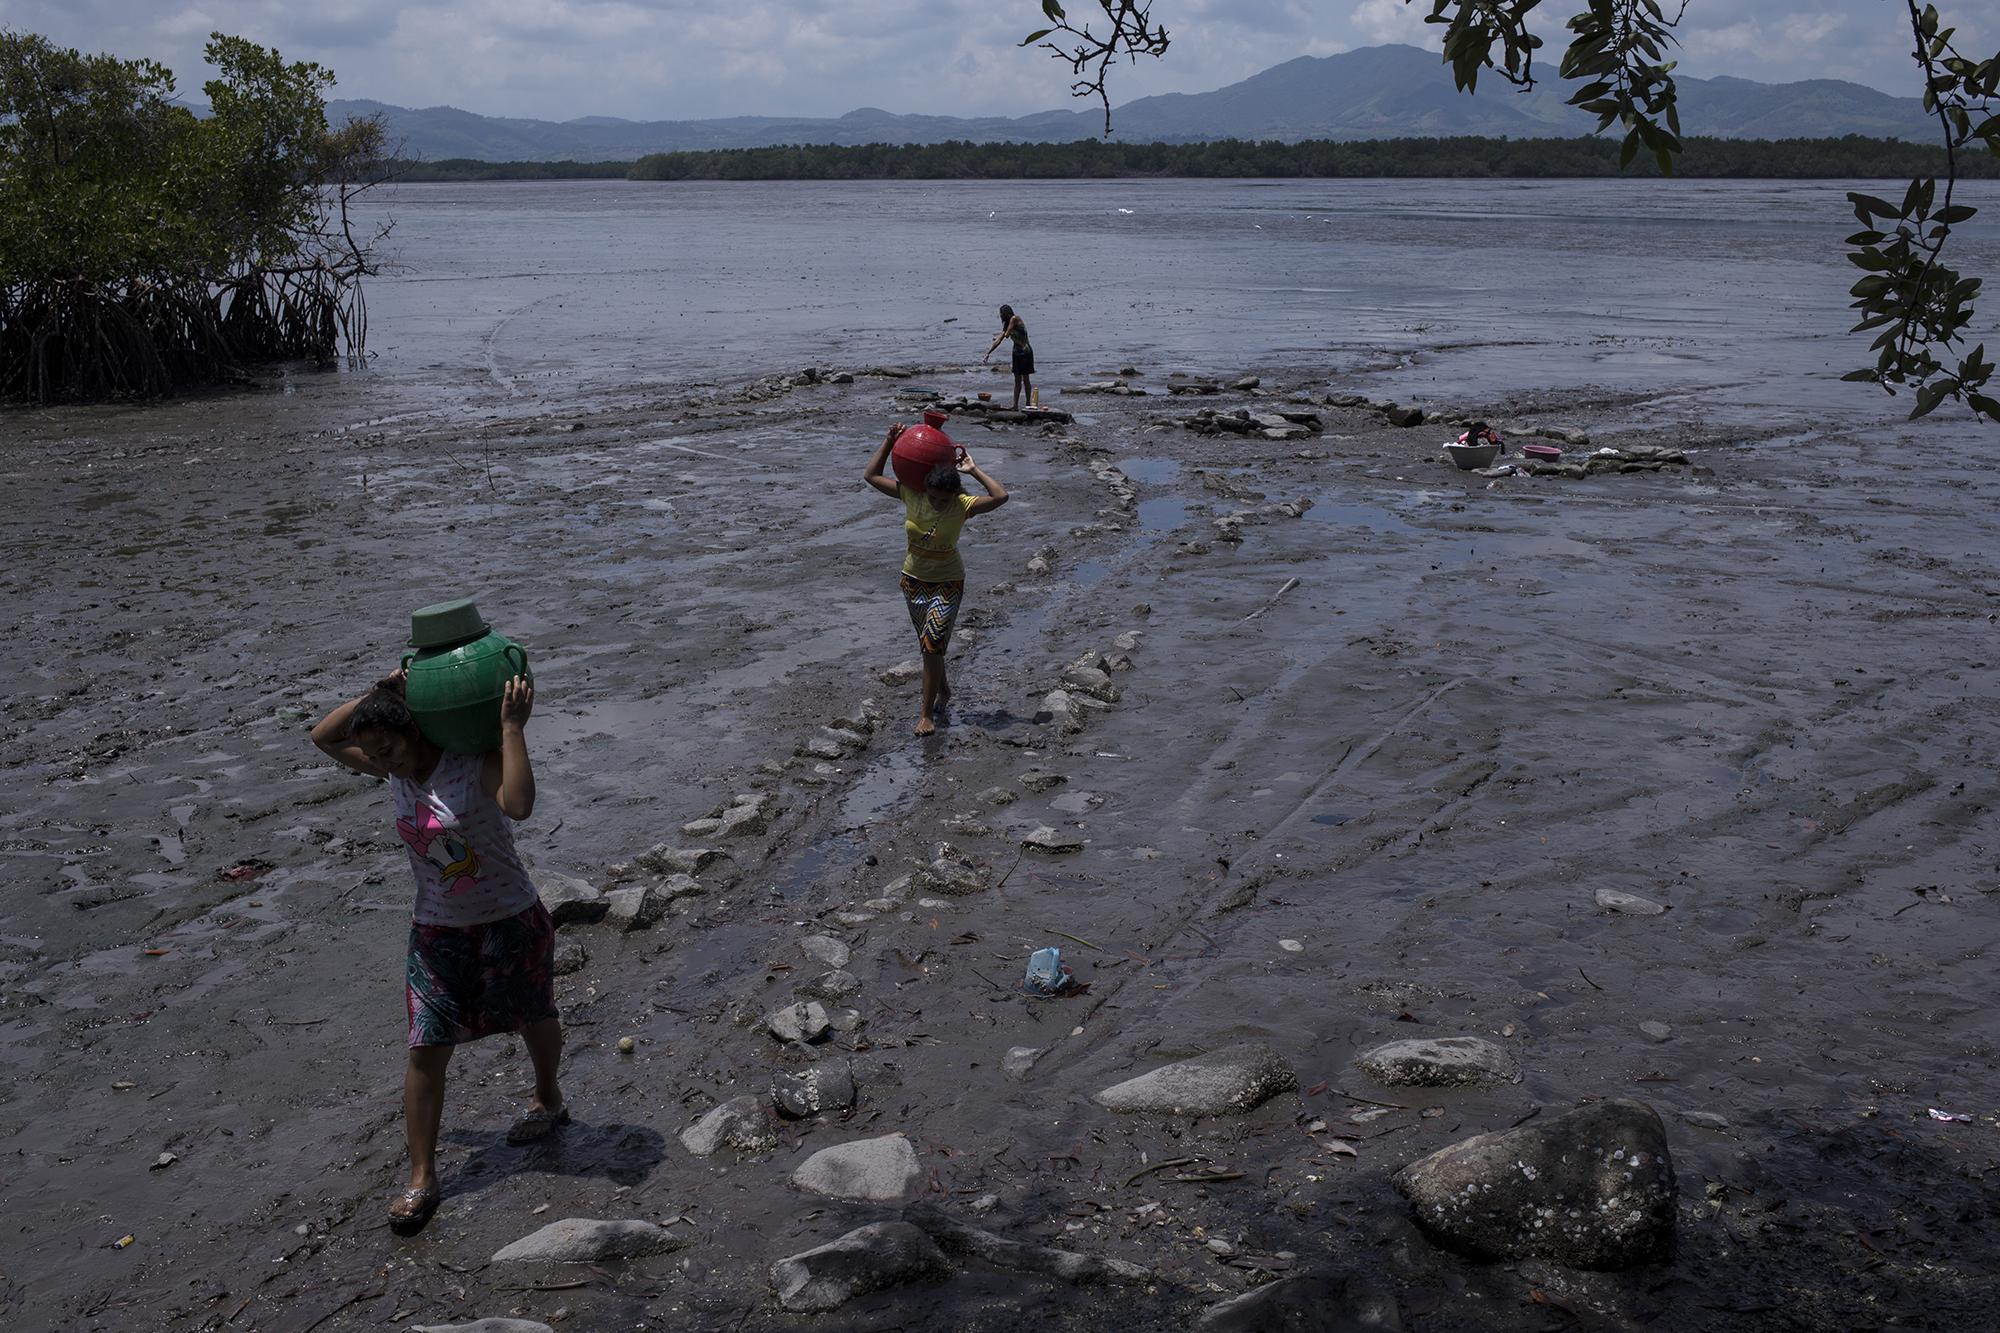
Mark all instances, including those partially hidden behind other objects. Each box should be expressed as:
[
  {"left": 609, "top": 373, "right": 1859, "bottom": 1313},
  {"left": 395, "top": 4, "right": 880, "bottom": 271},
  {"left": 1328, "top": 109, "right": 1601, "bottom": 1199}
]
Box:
[
  {"left": 1117, "top": 208, "right": 1134, "bottom": 214},
  {"left": 989, "top": 210, "right": 996, "bottom": 218}
]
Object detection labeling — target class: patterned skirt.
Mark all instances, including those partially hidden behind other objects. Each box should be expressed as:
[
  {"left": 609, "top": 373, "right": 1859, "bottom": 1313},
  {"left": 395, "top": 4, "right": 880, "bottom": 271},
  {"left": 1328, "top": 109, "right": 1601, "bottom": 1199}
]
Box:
[
  {"left": 406, "top": 901, "right": 557, "bottom": 1048},
  {"left": 899, "top": 574, "right": 965, "bottom": 655}
]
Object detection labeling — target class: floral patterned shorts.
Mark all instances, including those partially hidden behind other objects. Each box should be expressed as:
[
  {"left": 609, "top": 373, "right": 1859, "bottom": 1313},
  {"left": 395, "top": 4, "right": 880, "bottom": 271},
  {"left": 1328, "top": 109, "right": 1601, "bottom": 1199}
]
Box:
[{"left": 406, "top": 901, "right": 557, "bottom": 1048}]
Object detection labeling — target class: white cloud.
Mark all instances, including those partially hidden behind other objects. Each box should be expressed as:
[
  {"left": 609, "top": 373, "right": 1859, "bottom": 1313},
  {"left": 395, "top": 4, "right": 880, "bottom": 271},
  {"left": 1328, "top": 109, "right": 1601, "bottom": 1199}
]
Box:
[{"left": 1349, "top": 0, "right": 1434, "bottom": 47}]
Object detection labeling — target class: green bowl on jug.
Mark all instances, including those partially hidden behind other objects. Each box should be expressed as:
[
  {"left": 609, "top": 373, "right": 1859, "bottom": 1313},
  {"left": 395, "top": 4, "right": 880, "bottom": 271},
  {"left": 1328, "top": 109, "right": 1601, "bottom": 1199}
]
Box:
[{"left": 401, "top": 598, "right": 532, "bottom": 754}]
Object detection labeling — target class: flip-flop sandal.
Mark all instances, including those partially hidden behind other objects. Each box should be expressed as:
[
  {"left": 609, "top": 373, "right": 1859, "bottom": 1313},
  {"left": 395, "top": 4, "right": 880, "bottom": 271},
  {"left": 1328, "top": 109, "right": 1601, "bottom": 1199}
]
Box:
[
  {"left": 505, "top": 1105, "right": 572, "bottom": 1145},
  {"left": 387, "top": 1186, "right": 439, "bottom": 1235}
]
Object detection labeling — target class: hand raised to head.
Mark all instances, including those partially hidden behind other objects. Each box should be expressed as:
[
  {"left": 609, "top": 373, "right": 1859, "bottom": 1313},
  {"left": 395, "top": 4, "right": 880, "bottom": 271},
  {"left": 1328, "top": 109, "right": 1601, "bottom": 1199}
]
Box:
[{"left": 501, "top": 674, "right": 534, "bottom": 728}]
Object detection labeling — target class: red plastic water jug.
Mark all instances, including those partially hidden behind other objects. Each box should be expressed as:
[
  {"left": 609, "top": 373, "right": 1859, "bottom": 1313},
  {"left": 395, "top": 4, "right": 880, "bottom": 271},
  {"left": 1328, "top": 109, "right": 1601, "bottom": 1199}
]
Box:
[{"left": 891, "top": 410, "right": 965, "bottom": 492}]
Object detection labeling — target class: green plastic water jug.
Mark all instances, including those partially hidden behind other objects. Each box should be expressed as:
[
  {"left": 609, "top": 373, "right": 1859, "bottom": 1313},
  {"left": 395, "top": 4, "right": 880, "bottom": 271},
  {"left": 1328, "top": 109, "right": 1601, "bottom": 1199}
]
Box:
[{"left": 400, "top": 598, "right": 532, "bottom": 754}]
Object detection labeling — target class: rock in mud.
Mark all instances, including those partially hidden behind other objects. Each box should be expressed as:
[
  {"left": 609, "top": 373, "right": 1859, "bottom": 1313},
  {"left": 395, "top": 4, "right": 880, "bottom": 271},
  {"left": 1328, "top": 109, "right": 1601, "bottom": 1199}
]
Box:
[
  {"left": 770, "top": 1221, "right": 950, "bottom": 1313},
  {"left": 552, "top": 937, "right": 588, "bottom": 976},
  {"left": 977, "top": 785, "right": 1018, "bottom": 807},
  {"left": 1392, "top": 1099, "right": 1677, "bottom": 1269},
  {"left": 1020, "top": 768, "right": 1068, "bottom": 793},
  {"left": 1022, "top": 825, "right": 1084, "bottom": 854},
  {"left": 1639, "top": 1021, "right": 1673, "bottom": 1043},
  {"left": 904, "top": 1204, "right": 1148, "bottom": 1283},
  {"left": 680, "top": 1096, "right": 777, "bottom": 1157},
  {"left": 799, "top": 934, "right": 851, "bottom": 969},
  {"left": 633, "top": 844, "right": 722, "bottom": 877},
  {"left": 1093, "top": 1043, "right": 1297, "bottom": 1116},
  {"left": 1112, "top": 630, "right": 1144, "bottom": 652},
  {"left": 1383, "top": 404, "right": 1425, "bottom": 427},
  {"left": 1231, "top": 375, "right": 1262, "bottom": 390},
  {"left": 538, "top": 873, "right": 607, "bottom": 928},
  {"left": 913, "top": 858, "right": 985, "bottom": 896},
  {"left": 791, "top": 1133, "right": 923, "bottom": 1201},
  {"left": 773, "top": 1061, "right": 857, "bottom": 1118},
  {"left": 1358, "top": 1036, "right": 1521, "bottom": 1088},
  {"left": 491, "top": 1217, "right": 681, "bottom": 1263},
  {"left": 1064, "top": 665, "right": 1121, "bottom": 702},
  {"left": 679, "top": 816, "right": 722, "bottom": 836},
  {"left": 796, "top": 968, "right": 862, "bottom": 1002},
  {"left": 603, "top": 884, "right": 667, "bottom": 932},
  {"left": 796, "top": 734, "right": 846, "bottom": 761},
  {"left": 1195, "top": 1275, "right": 1403, "bottom": 1332},
  {"left": 413, "top": 1321, "right": 556, "bottom": 1333},
  {"left": 717, "top": 799, "right": 769, "bottom": 838},
  {"left": 881, "top": 660, "right": 922, "bottom": 686},
  {"left": 1595, "top": 887, "right": 1668, "bottom": 916},
  {"left": 1003, "top": 1046, "right": 1039, "bottom": 1081},
  {"left": 766, "top": 1001, "right": 831, "bottom": 1044}
]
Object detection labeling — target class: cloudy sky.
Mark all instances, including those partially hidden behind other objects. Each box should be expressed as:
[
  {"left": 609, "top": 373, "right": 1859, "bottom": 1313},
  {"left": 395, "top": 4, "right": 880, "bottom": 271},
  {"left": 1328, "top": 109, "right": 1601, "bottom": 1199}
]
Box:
[{"left": 3, "top": 0, "right": 1993, "bottom": 122}]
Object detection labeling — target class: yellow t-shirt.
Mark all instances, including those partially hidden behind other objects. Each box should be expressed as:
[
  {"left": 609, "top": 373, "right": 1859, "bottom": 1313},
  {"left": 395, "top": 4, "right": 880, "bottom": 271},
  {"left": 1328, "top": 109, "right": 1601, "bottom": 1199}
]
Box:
[{"left": 902, "top": 488, "right": 977, "bottom": 582}]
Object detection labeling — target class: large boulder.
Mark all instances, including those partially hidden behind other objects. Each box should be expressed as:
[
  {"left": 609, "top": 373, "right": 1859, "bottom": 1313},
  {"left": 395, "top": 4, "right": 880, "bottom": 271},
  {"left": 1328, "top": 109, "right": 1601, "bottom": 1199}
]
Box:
[
  {"left": 1392, "top": 1099, "right": 1677, "bottom": 1269},
  {"left": 491, "top": 1217, "right": 680, "bottom": 1263},
  {"left": 769, "top": 1221, "right": 949, "bottom": 1313},
  {"left": 1195, "top": 1275, "right": 1403, "bottom": 1332},
  {"left": 1092, "top": 1043, "right": 1296, "bottom": 1116},
  {"left": 1358, "top": 1036, "right": 1520, "bottom": 1089},
  {"left": 791, "top": 1133, "right": 923, "bottom": 1201}
]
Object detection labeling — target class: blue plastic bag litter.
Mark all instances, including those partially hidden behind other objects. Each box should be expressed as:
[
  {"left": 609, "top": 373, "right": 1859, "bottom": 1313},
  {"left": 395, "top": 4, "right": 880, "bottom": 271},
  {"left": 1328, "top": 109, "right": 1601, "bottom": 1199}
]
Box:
[{"left": 1024, "top": 946, "right": 1073, "bottom": 996}]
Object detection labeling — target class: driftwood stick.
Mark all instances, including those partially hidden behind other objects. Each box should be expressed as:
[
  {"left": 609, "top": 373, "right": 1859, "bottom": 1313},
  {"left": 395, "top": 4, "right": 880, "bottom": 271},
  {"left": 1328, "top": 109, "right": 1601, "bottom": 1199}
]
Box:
[{"left": 1241, "top": 577, "right": 1301, "bottom": 622}]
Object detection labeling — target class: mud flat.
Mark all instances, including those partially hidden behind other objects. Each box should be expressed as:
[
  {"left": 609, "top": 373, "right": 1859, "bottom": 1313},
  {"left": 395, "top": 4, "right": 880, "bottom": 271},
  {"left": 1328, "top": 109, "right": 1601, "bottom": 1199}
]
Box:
[{"left": 3, "top": 362, "right": 1998, "bottom": 1331}]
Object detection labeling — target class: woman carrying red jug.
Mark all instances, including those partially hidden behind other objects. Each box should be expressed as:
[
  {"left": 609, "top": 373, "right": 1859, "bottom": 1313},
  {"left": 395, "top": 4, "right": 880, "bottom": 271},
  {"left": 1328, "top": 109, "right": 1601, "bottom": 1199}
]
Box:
[{"left": 864, "top": 413, "right": 1008, "bottom": 735}]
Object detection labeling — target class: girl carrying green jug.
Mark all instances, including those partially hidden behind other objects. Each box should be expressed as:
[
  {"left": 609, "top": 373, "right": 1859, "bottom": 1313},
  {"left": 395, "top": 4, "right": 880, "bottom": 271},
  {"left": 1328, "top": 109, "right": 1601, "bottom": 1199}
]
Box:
[{"left": 309, "top": 603, "right": 564, "bottom": 1235}]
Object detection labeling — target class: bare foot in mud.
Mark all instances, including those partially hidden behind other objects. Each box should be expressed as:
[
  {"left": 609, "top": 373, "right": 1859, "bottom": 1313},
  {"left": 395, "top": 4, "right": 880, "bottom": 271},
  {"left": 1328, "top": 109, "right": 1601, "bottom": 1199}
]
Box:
[
  {"left": 914, "top": 716, "right": 936, "bottom": 736},
  {"left": 505, "top": 1101, "right": 571, "bottom": 1144}
]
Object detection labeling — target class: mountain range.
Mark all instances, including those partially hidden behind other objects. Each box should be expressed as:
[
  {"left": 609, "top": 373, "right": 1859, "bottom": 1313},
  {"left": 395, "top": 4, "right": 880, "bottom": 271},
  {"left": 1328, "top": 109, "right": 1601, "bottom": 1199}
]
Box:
[{"left": 335, "top": 44, "right": 1938, "bottom": 162}]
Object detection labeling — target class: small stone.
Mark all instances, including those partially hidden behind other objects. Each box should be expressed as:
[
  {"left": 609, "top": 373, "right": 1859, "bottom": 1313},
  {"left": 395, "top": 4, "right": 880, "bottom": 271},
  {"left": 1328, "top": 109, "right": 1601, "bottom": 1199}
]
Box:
[
  {"left": 1639, "top": 1021, "right": 1673, "bottom": 1042},
  {"left": 679, "top": 1096, "right": 777, "bottom": 1157},
  {"left": 1206, "top": 1237, "right": 1235, "bottom": 1256},
  {"left": 491, "top": 1218, "right": 679, "bottom": 1263},
  {"left": 552, "top": 937, "right": 588, "bottom": 976},
  {"left": 799, "top": 934, "right": 851, "bottom": 969},
  {"left": 1022, "top": 825, "right": 1084, "bottom": 854},
  {"left": 603, "top": 884, "right": 667, "bottom": 932},
  {"left": 1112, "top": 631, "right": 1143, "bottom": 652},
  {"left": 1677, "top": 1110, "right": 1731, "bottom": 1132},
  {"left": 1230, "top": 375, "right": 1261, "bottom": 390},
  {"left": 765, "top": 1001, "right": 831, "bottom": 1044},
  {"left": 772, "top": 1062, "right": 858, "bottom": 1118},
  {"left": 1003, "top": 1046, "right": 1039, "bottom": 1081},
  {"left": 1092, "top": 1043, "right": 1297, "bottom": 1116},
  {"left": 538, "top": 872, "right": 607, "bottom": 928},
  {"left": 679, "top": 817, "right": 722, "bottom": 837},
  {"left": 633, "top": 845, "right": 721, "bottom": 877},
  {"left": 151, "top": 1152, "right": 177, "bottom": 1171},
  {"left": 1278, "top": 938, "right": 1304, "bottom": 953},
  {"left": 1596, "top": 887, "right": 1669, "bottom": 916},
  {"left": 1358, "top": 1036, "right": 1521, "bottom": 1088},
  {"left": 769, "top": 1221, "right": 949, "bottom": 1313},
  {"left": 659, "top": 872, "right": 704, "bottom": 900},
  {"left": 1048, "top": 790, "right": 1103, "bottom": 815},
  {"left": 976, "top": 784, "right": 1018, "bottom": 807},
  {"left": 617, "top": 1036, "right": 636, "bottom": 1054},
  {"left": 881, "top": 661, "right": 922, "bottom": 686},
  {"left": 796, "top": 969, "right": 862, "bottom": 1003},
  {"left": 1020, "top": 768, "right": 1068, "bottom": 793},
  {"left": 717, "top": 802, "right": 769, "bottom": 837},
  {"left": 797, "top": 735, "right": 846, "bottom": 761},
  {"left": 791, "top": 1133, "right": 923, "bottom": 1202}
]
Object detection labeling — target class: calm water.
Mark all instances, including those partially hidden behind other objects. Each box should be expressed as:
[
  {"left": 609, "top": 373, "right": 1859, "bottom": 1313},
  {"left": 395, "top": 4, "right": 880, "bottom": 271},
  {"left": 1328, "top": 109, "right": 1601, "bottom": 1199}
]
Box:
[{"left": 343, "top": 177, "right": 2000, "bottom": 436}]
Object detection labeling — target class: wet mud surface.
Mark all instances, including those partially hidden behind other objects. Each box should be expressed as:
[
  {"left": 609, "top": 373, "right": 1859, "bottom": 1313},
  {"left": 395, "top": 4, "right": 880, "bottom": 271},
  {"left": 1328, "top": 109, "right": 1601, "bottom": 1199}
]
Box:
[{"left": 4, "top": 359, "right": 1999, "bottom": 1332}]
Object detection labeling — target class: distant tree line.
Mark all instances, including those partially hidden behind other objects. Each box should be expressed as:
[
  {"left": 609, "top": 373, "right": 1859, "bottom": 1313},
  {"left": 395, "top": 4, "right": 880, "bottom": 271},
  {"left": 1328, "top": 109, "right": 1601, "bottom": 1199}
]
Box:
[{"left": 610, "top": 136, "right": 1993, "bottom": 182}]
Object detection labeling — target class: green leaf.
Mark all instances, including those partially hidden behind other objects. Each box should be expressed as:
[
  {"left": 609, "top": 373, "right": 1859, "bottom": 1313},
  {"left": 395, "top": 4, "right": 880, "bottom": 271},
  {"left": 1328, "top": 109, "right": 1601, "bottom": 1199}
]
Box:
[{"left": 1019, "top": 28, "right": 1053, "bottom": 46}]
